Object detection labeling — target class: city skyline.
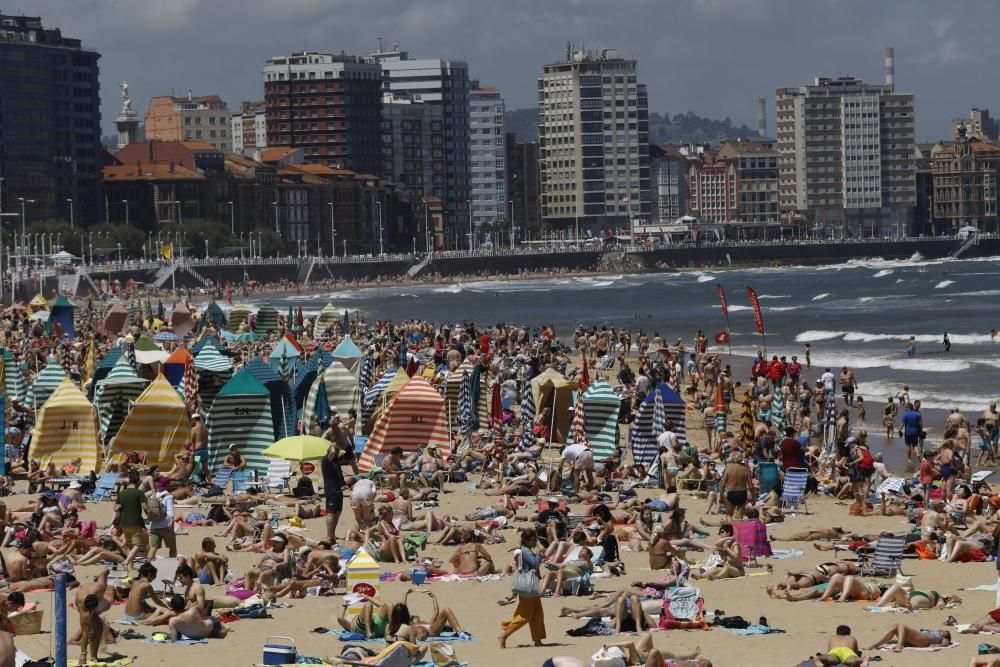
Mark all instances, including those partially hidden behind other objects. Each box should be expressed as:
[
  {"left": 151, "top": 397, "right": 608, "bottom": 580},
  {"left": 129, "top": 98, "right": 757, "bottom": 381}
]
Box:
[{"left": 26, "top": 0, "right": 1000, "bottom": 141}]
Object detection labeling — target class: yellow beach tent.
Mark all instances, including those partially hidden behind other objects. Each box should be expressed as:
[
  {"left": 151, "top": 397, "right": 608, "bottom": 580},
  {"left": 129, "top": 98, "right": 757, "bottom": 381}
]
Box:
[
  {"left": 30, "top": 378, "right": 101, "bottom": 472},
  {"left": 110, "top": 374, "right": 189, "bottom": 468},
  {"left": 529, "top": 368, "right": 576, "bottom": 444}
]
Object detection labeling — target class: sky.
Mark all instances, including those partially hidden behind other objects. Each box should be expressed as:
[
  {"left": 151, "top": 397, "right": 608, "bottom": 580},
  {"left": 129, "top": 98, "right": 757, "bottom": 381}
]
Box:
[{"left": 25, "top": 0, "right": 1000, "bottom": 141}]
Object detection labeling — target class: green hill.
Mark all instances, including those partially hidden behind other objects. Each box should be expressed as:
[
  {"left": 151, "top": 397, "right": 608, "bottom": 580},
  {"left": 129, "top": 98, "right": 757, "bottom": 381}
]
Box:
[{"left": 504, "top": 108, "right": 759, "bottom": 144}]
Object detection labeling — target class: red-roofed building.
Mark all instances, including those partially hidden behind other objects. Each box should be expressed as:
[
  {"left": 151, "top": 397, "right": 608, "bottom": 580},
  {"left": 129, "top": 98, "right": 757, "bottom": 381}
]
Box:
[{"left": 932, "top": 126, "right": 1000, "bottom": 233}]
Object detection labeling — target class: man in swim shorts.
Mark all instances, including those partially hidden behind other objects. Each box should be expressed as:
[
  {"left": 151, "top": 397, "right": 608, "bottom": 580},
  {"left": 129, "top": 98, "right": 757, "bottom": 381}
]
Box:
[{"left": 815, "top": 624, "right": 865, "bottom": 666}]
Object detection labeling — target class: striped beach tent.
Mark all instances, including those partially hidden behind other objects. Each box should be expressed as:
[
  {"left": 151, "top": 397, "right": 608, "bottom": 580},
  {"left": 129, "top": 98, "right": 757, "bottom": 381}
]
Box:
[
  {"left": 322, "top": 358, "right": 361, "bottom": 419},
  {"left": 582, "top": 379, "right": 621, "bottom": 460},
  {"left": 518, "top": 380, "right": 537, "bottom": 450},
  {"left": 358, "top": 376, "right": 451, "bottom": 472},
  {"left": 458, "top": 371, "right": 474, "bottom": 435},
  {"left": 244, "top": 358, "right": 295, "bottom": 440},
  {"left": 369, "top": 367, "right": 410, "bottom": 426},
  {"left": 27, "top": 356, "right": 67, "bottom": 410},
  {"left": 134, "top": 335, "right": 168, "bottom": 365},
  {"left": 629, "top": 382, "right": 686, "bottom": 468},
  {"left": 109, "top": 374, "right": 189, "bottom": 469},
  {"left": 103, "top": 303, "right": 128, "bottom": 335},
  {"left": 333, "top": 336, "right": 363, "bottom": 377},
  {"left": 529, "top": 368, "right": 575, "bottom": 444},
  {"left": 291, "top": 353, "right": 326, "bottom": 411},
  {"left": 46, "top": 295, "right": 74, "bottom": 337},
  {"left": 87, "top": 347, "right": 123, "bottom": 401},
  {"left": 361, "top": 367, "right": 395, "bottom": 432},
  {"left": 194, "top": 344, "right": 233, "bottom": 409},
  {"left": 253, "top": 303, "right": 279, "bottom": 335},
  {"left": 30, "top": 378, "right": 100, "bottom": 472},
  {"left": 203, "top": 302, "right": 226, "bottom": 332},
  {"left": 1, "top": 349, "right": 26, "bottom": 404},
  {"left": 163, "top": 348, "right": 193, "bottom": 387},
  {"left": 227, "top": 305, "right": 252, "bottom": 332},
  {"left": 445, "top": 360, "right": 474, "bottom": 431},
  {"left": 207, "top": 368, "right": 273, "bottom": 473},
  {"left": 269, "top": 337, "right": 301, "bottom": 379},
  {"left": 299, "top": 373, "right": 329, "bottom": 433},
  {"left": 190, "top": 334, "right": 222, "bottom": 357},
  {"left": 170, "top": 302, "right": 194, "bottom": 337},
  {"left": 312, "top": 303, "right": 339, "bottom": 338},
  {"left": 94, "top": 357, "right": 148, "bottom": 441}
]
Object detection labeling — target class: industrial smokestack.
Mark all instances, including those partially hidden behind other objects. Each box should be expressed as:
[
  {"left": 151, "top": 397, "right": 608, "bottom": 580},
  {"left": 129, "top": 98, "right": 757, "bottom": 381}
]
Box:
[
  {"left": 757, "top": 97, "right": 767, "bottom": 137},
  {"left": 884, "top": 47, "right": 894, "bottom": 91}
]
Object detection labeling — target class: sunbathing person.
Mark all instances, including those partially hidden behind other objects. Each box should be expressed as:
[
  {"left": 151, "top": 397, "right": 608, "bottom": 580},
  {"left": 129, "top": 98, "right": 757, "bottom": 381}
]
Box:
[
  {"left": 960, "top": 609, "right": 1000, "bottom": 634},
  {"left": 540, "top": 546, "right": 593, "bottom": 597},
  {"left": 558, "top": 587, "right": 662, "bottom": 619},
  {"left": 448, "top": 531, "right": 496, "bottom": 576},
  {"left": 773, "top": 526, "right": 849, "bottom": 541},
  {"left": 123, "top": 563, "right": 173, "bottom": 625},
  {"left": 336, "top": 593, "right": 391, "bottom": 639},
  {"left": 691, "top": 524, "right": 744, "bottom": 580},
  {"left": 874, "top": 580, "right": 957, "bottom": 610},
  {"left": 167, "top": 597, "right": 229, "bottom": 640},
  {"left": 866, "top": 624, "right": 951, "bottom": 652},
  {"left": 613, "top": 593, "right": 657, "bottom": 633},
  {"left": 812, "top": 624, "right": 866, "bottom": 667},
  {"left": 818, "top": 574, "right": 888, "bottom": 602},
  {"left": 943, "top": 529, "right": 995, "bottom": 562},
  {"left": 384, "top": 590, "right": 469, "bottom": 642},
  {"left": 243, "top": 534, "right": 291, "bottom": 590},
  {"left": 602, "top": 631, "right": 711, "bottom": 667},
  {"left": 72, "top": 536, "right": 125, "bottom": 566},
  {"left": 371, "top": 506, "right": 409, "bottom": 563},
  {"left": 188, "top": 537, "right": 229, "bottom": 584}
]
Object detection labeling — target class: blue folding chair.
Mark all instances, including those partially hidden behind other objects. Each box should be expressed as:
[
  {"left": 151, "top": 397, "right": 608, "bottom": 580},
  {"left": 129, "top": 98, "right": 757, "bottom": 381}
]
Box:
[
  {"left": 780, "top": 467, "right": 809, "bottom": 512},
  {"left": 211, "top": 466, "right": 234, "bottom": 492},
  {"left": 757, "top": 461, "right": 780, "bottom": 495},
  {"left": 87, "top": 472, "right": 121, "bottom": 501},
  {"left": 231, "top": 470, "right": 254, "bottom": 493}
]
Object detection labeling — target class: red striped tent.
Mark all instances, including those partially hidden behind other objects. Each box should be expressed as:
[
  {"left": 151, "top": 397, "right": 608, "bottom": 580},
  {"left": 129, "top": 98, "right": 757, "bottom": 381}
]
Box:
[{"left": 357, "top": 376, "right": 450, "bottom": 472}]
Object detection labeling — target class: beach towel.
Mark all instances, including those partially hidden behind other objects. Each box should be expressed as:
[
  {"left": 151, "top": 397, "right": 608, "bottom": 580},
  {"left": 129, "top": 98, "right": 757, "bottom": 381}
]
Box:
[
  {"left": 658, "top": 586, "right": 707, "bottom": 630},
  {"left": 732, "top": 519, "right": 772, "bottom": 561},
  {"left": 331, "top": 630, "right": 471, "bottom": 643},
  {"left": 875, "top": 642, "right": 958, "bottom": 652},
  {"left": 68, "top": 660, "right": 134, "bottom": 667},
  {"left": 769, "top": 549, "right": 804, "bottom": 560},
  {"left": 142, "top": 637, "right": 207, "bottom": 645},
  {"left": 724, "top": 624, "right": 785, "bottom": 635}
]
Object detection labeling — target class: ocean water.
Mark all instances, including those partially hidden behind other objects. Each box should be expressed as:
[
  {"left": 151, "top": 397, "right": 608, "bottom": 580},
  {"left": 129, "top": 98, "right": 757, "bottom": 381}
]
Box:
[{"left": 260, "top": 254, "right": 1000, "bottom": 470}]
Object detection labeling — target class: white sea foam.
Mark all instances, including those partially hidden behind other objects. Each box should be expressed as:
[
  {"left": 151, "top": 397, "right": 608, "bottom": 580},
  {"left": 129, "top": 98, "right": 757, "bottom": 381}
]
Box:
[
  {"left": 696, "top": 275, "right": 717, "bottom": 283},
  {"left": 769, "top": 306, "right": 803, "bottom": 312},
  {"left": 795, "top": 330, "right": 844, "bottom": 342},
  {"left": 886, "top": 358, "right": 971, "bottom": 372},
  {"left": 855, "top": 380, "right": 996, "bottom": 412},
  {"left": 432, "top": 284, "right": 464, "bottom": 294},
  {"left": 812, "top": 293, "right": 830, "bottom": 301},
  {"left": 724, "top": 305, "right": 752, "bottom": 312},
  {"left": 796, "top": 330, "right": 995, "bottom": 345},
  {"left": 872, "top": 269, "right": 894, "bottom": 278},
  {"left": 895, "top": 279, "right": 905, "bottom": 283},
  {"left": 757, "top": 294, "right": 790, "bottom": 300},
  {"left": 934, "top": 280, "right": 955, "bottom": 289}
]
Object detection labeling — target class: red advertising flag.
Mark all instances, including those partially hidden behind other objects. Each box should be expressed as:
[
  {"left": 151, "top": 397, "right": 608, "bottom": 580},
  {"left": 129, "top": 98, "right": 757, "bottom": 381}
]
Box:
[
  {"left": 714, "top": 331, "right": 730, "bottom": 345},
  {"left": 747, "top": 287, "right": 765, "bottom": 335},
  {"left": 715, "top": 284, "right": 729, "bottom": 317}
]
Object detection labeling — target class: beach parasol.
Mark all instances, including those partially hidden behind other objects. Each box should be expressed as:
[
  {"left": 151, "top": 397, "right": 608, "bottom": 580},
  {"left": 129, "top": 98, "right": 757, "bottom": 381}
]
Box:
[
  {"left": 154, "top": 330, "right": 181, "bottom": 343},
  {"left": 458, "top": 371, "right": 474, "bottom": 436},
  {"left": 235, "top": 331, "right": 260, "bottom": 343},
  {"left": 262, "top": 434, "right": 331, "bottom": 461}
]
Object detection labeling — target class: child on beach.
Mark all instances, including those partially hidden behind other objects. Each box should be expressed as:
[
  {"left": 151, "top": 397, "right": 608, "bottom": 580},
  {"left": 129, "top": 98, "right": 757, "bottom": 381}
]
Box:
[{"left": 856, "top": 396, "right": 865, "bottom": 422}]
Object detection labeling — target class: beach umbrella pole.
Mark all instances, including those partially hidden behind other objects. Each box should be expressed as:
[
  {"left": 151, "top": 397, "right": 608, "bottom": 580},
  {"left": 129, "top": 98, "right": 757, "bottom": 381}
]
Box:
[{"left": 55, "top": 573, "right": 67, "bottom": 667}]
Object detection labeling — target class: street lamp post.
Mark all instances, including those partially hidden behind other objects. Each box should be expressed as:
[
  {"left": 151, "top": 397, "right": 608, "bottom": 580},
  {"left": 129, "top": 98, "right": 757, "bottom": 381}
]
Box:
[
  {"left": 376, "top": 200, "right": 383, "bottom": 256},
  {"left": 508, "top": 199, "right": 515, "bottom": 249},
  {"left": 122, "top": 199, "right": 129, "bottom": 226},
  {"left": 66, "top": 198, "right": 74, "bottom": 230},
  {"left": 17, "top": 197, "right": 32, "bottom": 237},
  {"left": 468, "top": 199, "right": 474, "bottom": 252},
  {"left": 271, "top": 201, "right": 279, "bottom": 236},
  {"left": 227, "top": 201, "right": 234, "bottom": 235},
  {"left": 327, "top": 201, "right": 336, "bottom": 259}
]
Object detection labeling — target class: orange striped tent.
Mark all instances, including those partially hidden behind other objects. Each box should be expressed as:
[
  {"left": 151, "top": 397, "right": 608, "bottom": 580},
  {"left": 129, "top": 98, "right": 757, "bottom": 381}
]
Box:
[{"left": 357, "top": 376, "right": 450, "bottom": 472}]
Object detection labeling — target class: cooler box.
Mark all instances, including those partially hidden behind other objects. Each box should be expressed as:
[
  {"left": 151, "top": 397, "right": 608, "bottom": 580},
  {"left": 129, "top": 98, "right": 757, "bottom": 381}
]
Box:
[{"left": 263, "top": 636, "right": 297, "bottom": 665}]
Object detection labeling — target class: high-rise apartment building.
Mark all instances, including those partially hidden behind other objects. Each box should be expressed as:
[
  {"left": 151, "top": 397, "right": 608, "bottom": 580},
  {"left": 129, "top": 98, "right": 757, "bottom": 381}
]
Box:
[
  {"left": 370, "top": 47, "right": 470, "bottom": 247},
  {"left": 505, "top": 133, "right": 540, "bottom": 234},
  {"left": 538, "top": 46, "right": 650, "bottom": 234},
  {"left": 469, "top": 83, "right": 506, "bottom": 240},
  {"left": 145, "top": 93, "right": 230, "bottom": 150},
  {"left": 717, "top": 139, "right": 780, "bottom": 223},
  {"left": 381, "top": 93, "right": 444, "bottom": 204},
  {"left": 0, "top": 13, "right": 102, "bottom": 226},
  {"left": 648, "top": 144, "right": 688, "bottom": 225},
  {"left": 263, "top": 52, "right": 383, "bottom": 175},
  {"left": 776, "top": 75, "right": 915, "bottom": 237},
  {"left": 231, "top": 101, "right": 267, "bottom": 157}
]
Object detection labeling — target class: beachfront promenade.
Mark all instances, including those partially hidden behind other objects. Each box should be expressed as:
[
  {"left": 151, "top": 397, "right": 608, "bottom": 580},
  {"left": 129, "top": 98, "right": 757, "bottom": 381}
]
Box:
[{"left": 10, "top": 232, "right": 992, "bottom": 299}]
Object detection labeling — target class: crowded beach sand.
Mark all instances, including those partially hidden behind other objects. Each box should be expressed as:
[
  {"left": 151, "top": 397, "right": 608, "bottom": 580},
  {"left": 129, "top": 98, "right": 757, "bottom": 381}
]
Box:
[{"left": 0, "top": 301, "right": 998, "bottom": 667}]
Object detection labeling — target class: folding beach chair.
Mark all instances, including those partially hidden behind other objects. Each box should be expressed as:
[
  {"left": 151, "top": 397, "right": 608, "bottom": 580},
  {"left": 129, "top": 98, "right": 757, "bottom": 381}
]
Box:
[
  {"left": 210, "top": 466, "right": 234, "bottom": 492},
  {"left": 87, "top": 472, "right": 120, "bottom": 502},
  {"left": 780, "top": 467, "right": 809, "bottom": 512},
  {"left": 231, "top": 470, "right": 254, "bottom": 494},
  {"left": 261, "top": 459, "right": 294, "bottom": 494},
  {"left": 756, "top": 461, "right": 780, "bottom": 495},
  {"left": 731, "top": 519, "right": 773, "bottom": 566},
  {"left": 858, "top": 532, "right": 906, "bottom": 577}
]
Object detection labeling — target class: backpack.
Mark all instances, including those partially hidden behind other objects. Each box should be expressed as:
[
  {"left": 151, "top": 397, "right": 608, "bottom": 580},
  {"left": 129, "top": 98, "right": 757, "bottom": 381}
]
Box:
[
  {"left": 859, "top": 448, "right": 874, "bottom": 470},
  {"left": 145, "top": 493, "right": 165, "bottom": 522}
]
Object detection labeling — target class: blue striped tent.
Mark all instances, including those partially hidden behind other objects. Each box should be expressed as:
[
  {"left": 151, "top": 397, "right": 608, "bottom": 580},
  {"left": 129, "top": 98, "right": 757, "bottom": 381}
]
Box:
[
  {"left": 194, "top": 345, "right": 233, "bottom": 408},
  {"left": 253, "top": 304, "right": 279, "bottom": 335},
  {"left": 629, "top": 382, "right": 685, "bottom": 468},
  {"left": 244, "top": 358, "right": 295, "bottom": 440},
  {"left": 291, "top": 353, "right": 326, "bottom": 411},
  {"left": 1, "top": 349, "right": 26, "bottom": 404},
  {"left": 94, "top": 357, "right": 148, "bottom": 442},
  {"left": 333, "top": 336, "right": 363, "bottom": 377},
  {"left": 582, "top": 379, "right": 621, "bottom": 460},
  {"left": 27, "top": 356, "right": 67, "bottom": 410}
]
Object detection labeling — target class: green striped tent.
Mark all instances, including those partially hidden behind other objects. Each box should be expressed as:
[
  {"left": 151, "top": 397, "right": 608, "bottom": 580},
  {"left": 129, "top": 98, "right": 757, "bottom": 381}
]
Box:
[
  {"left": 244, "top": 359, "right": 295, "bottom": 440},
  {"left": 312, "top": 303, "right": 339, "bottom": 338},
  {"left": 1, "top": 349, "right": 26, "bottom": 404},
  {"left": 323, "top": 358, "right": 360, "bottom": 420},
  {"left": 582, "top": 379, "right": 621, "bottom": 460},
  {"left": 227, "top": 305, "right": 251, "bottom": 332},
  {"left": 194, "top": 345, "right": 233, "bottom": 409},
  {"left": 94, "top": 357, "right": 148, "bottom": 442},
  {"left": 27, "top": 356, "right": 67, "bottom": 410},
  {"left": 207, "top": 368, "right": 274, "bottom": 473},
  {"left": 300, "top": 372, "right": 327, "bottom": 433},
  {"left": 190, "top": 334, "right": 221, "bottom": 357},
  {"left": 87, "top": 347, "right": 123, "bottom": 401},
  {"left": 253, "top": 304, "right": 279, "bottom": 335},
  {"left": 291, "top": 353, "right": 326, "bottom": 411}
]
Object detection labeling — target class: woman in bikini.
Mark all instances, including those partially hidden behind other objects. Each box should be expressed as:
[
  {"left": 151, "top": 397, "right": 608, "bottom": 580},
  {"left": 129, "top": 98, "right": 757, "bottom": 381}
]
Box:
[
  {"left": 449, "top": 532, "right": 495, "bottom": 576},
  {"left": 867, "top": 625, "right": 951, "bottom": 652},
  {"left": 875, "top": 580, "right": 956, "bottom": 610},
  {"left": 372, "top": 506, "right": 409, "bottom": 563},
  {"left": 691, "top": 524, "right": 745, "bottom": 581},
  {"left": 818, "top": 573, "right": 889, "bottom": 602}
]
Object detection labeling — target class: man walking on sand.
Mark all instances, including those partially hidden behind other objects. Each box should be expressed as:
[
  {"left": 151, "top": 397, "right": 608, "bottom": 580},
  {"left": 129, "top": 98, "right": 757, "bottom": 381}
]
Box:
[{"left": 321, "top": 443, "right": 345, "bottom": 543}]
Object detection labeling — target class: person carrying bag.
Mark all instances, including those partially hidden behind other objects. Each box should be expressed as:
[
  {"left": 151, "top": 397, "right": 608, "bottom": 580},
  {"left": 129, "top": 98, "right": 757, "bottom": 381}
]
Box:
[{"left": 500, "top": 528, "right": 545, "bottom": 649}]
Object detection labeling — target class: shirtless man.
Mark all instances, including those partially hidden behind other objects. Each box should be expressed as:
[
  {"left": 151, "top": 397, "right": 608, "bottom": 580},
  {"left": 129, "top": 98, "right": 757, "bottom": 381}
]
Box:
[
  {"left": 168, "top": 600, "right": 229, "bottom": 641},
  {"left": 176, "top": 565, "right": 208, "bottom": 615},
  {"left": 839, "top": 367, "right": 857, "bottom": 407},
  {"left": 920, "top": 500, "right": 951, "bottom": 540},
  {"left": 191, "top": 537, "right": 228, "bottom": 585},
  {"left": 449, "top": 532, "right": 496, "bottom": 576},
  {"left": 0, "top": 630, "right": 13, "bottom": 667},
  {"left": 1, "top": 542, "right": 32, "bottom": 583},
  {"left": 70, "top": 569, "right": 116, "bottom": 649},
  {"left": 815, "top": 625, "right": 867, "bottom": 666},
  {"left": 190, "top": 415, "right": 209, "bottom": 482},
  {"left": 416, "top": 447, "right": 448, "bottom": 494},
  {"left": 719, "top": 453, "right": 751, "bottom": 519},
  {"left": 168, "top": 450, "right": 194, "bottom": 485},
  {"left": 124, "top": 563, "right": 173, "bottom": 625}
]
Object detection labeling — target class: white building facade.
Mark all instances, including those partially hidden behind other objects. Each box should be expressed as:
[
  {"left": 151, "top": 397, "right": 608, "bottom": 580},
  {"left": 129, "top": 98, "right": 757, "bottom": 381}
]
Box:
[{"left": 469, "top": 84, "right": 506, "bottom": 243}]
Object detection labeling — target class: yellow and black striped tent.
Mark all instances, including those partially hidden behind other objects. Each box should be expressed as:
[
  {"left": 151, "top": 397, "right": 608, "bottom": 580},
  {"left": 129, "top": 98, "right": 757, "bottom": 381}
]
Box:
[
  {"left": 30, "top": 378, "right": 101, "bottom": 472},
  {"left": 109, "top": 374, "right": 189, "bottom": 469}
]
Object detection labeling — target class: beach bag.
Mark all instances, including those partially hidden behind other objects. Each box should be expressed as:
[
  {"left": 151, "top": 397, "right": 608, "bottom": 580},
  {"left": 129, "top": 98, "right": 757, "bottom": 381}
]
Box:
[
  {"left": 511, "top": 557, "right": 540, "bottom": 598},
  {"left": 590, "top": 647, "right": 627, "bottom": 667},
  {"left": 201, "top": 484, "right": 223, "bottom": 498},
  {"left": 859, "top": 448, "right": 874, "bottom": 470},
  {"left": 429, "top": 642, "right": 459, "bottom": 667},
  {"left": 144, "top": 493, "right": 165, "bottom": 522},
  {"left": 208, "top": 504, "right": 227, "bottom": 523}
]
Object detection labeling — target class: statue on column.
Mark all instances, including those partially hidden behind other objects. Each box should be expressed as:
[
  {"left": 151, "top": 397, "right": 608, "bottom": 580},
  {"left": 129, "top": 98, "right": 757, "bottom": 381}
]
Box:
[{"left": 120, "top": 80, "right": 133, "bottom": 114}]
